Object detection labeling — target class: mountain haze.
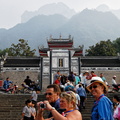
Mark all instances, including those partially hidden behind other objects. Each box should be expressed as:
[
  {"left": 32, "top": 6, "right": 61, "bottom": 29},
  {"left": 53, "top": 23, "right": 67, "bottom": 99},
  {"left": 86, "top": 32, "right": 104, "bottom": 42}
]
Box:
[
  {"left": 0, "top": 14, "right": 68, "bottom": 50},
  {"left": 53, "top": 9, "right": 120, "bottom": 48},
  {"left": 1, "top": 3, "right": 120, "bottom": 53},
  {"left": 96, "top": 4, "right": 120, "bottom": 20},
  {"left": 21, "top": 2, "right": 76, "bottom": 23}
]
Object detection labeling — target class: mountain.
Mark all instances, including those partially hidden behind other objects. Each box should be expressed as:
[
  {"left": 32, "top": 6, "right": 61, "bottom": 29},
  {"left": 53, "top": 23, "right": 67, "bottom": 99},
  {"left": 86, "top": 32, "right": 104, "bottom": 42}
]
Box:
[
  {"left": 96, "top": 4, "right": 120, "bottom": 20},
  {"left": 96, "top": 4, "right": 110, "bottom": 12},
  {"left": 54, "top": 9, "right": 120, "bottom": 48},
  {"left": 0, "top": 14, "right": 68, "bottom": 51},
  {"left": 1, "top": 9, "right": 120, "bottom": 53},
  {"left": 21, "top": 2, "right": 76, "bottom": 23}
]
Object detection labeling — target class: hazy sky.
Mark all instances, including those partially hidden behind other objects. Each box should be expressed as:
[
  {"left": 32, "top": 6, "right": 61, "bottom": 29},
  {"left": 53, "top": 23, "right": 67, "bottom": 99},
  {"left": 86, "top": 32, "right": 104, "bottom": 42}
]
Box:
[{"left": 0, "top": 0, "right": 120, "bottom": 29}]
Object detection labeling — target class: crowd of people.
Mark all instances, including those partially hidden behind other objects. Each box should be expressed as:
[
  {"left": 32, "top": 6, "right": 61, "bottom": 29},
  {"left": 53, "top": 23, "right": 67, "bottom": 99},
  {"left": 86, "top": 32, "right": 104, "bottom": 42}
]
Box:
[
  {"left": 1, "top": 71, "right": 120, "bottom": 120},
  {"left": 1, "top": 76, "right": 41, "bottom": 93}
]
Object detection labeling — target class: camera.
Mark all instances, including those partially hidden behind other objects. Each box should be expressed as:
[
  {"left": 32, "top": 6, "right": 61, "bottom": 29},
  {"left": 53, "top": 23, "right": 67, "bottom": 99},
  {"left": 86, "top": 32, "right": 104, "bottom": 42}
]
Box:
[{"left": 40, "top": 103, "right": 46, "bottom": 108}]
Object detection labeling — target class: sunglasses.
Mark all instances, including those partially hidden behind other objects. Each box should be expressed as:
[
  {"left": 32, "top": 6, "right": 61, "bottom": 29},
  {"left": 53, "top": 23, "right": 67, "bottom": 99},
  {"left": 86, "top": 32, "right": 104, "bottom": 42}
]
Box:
[
  {"left": 90, "top": 85, "right": 99, "bottom": 90},
  {"left": 44, "top": 93, "right": 53, "bottom": 96}
]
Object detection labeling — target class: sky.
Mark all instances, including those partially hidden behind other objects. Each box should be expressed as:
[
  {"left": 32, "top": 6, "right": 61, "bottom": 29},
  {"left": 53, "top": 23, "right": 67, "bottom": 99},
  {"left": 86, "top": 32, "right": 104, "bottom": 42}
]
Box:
[{"left": 0, "top": 0, "right": 120, "bottom": 29}]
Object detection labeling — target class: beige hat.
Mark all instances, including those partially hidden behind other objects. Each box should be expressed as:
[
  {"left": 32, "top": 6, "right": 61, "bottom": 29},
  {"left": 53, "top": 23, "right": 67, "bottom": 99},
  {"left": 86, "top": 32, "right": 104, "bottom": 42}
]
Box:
[{"left": 86, "top": 77, "right": 108, "bottom": 92}]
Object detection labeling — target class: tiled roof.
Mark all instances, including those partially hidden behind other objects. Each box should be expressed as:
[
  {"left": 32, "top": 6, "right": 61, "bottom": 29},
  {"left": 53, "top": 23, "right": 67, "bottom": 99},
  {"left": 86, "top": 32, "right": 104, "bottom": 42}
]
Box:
[{"left": 3, "top": 57, "right": 40, "bottom": 67}]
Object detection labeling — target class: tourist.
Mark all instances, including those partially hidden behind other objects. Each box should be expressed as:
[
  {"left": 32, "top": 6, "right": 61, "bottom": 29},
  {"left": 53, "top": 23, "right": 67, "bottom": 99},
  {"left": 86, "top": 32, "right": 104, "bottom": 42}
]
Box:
[
  {"left": 113, "top": 95, "right": 120, "bottom": 120},
  {"left": 80, "top": 72, "right": 87, "bottom": 88},
  {"left": 74, "top": 73, "right": 81, "bottom": 85},
  {"left": 24, "top": 76, "right": 32, "bottom": 87},
  {"left": 75, "top": 82, "right": 82, "bottom": 90},
  {"left": 30, "top": 88, "right": 41, "bottom": 107},
  {"left": 54, "top": 76, "right": 61, "bottom": 85},
  {"left": 113, "top": 95, "right": 120, "bottom": 110},
  {"left": 84, "top": 71, "right": 92, "bottom": 87},
  {"left": 35, "top": 91, "right": 82, "bottom": 120},
  {"left": 22, "top": 99, "right": 32, "bottom": 120},
  {"left": 31, "top": 100, "right": 36, "bottom": 120},
  {"left": 72, "top": 89, "right": 80, "bottom": 110},
  {"left": 99, "top": 73, "right": 106, "bottom": 82},
  {"left": 3, "top": 77, "right": 13, "bottom": 90},
  {"left": 64, "top": 80, "right": 73, "bottom": 87},
  {"left": 91, "top": 71, "right": 97, "bottom": 77},
  {"left": 65, "top": 82, "right": 74, "bottom": 91},
  {"left": 67, "top": 71, "right": 75, "bottom": 85},
  {"left": 53, "top": 71, "right": 61, "bottom": 83},
  {"left": 111, "top": 75, "right": 120, "bottom": 91},
  {"left": 86, "top": 77, "right": 114, "bottom": 120},
  {"left": 43, "top": 84, "right": 61, "bottom": 118},
  {"left": 76, "top": 84, "right": 87, "bottom": 111}
]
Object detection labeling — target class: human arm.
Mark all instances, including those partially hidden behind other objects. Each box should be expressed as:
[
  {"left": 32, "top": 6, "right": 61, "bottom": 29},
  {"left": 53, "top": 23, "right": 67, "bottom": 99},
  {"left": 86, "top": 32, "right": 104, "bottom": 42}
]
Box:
[
  {"left": 36, "top": 101, "right": 82, "bottom": 120},
  {"left": 31, "top": 111, "right": 36, "bottom": 120},
  {"left": 22, "top": 113, "right": 25, "bottom": 118},
  {"left": 21, "top": 107, "right": 26, "bottom": 118},
  {"left": 77, "top": 98, "right": 80, "bottom": 107}
]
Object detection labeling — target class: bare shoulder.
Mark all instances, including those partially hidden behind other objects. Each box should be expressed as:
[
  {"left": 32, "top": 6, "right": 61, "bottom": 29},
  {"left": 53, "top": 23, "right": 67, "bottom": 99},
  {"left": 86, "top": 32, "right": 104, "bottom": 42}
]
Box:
[{"left": 66, "top": 110, "right": 82, "bottom": 120}]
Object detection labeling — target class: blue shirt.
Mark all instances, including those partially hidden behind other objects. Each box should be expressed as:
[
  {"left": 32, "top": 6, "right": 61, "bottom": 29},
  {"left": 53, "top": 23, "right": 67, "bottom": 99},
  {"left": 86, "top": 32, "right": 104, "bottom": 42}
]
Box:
[
  {"left": 65, "top": 85, "right": 74, "bottom": 91},
  {"left": 3, "top": 80, "right": 12, "bottom": 89},
  {"left": 91, "top": 95, "right": 114, "bottom": 120},
  {"left": 48, "top": 98, "right": 60, "bottom": 118},
  {"left": 76, "top": 87, "right": 87, "bottom": 97}
]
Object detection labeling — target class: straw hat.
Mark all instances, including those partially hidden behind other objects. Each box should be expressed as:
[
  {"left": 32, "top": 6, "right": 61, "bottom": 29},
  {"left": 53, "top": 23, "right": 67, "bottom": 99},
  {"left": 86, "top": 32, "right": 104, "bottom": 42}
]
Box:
[{"left": 86, "top": 77, "right": 108, "bottom": 92}]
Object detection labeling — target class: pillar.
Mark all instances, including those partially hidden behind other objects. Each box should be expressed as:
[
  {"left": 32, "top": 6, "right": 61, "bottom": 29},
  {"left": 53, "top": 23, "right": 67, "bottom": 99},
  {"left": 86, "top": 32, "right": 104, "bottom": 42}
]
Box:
[
  {"left": 49, "top": 50, "right": 52, "bottom": 84},
  {"left": 68, "top": 50, "right": 71, "bottom": 74}
]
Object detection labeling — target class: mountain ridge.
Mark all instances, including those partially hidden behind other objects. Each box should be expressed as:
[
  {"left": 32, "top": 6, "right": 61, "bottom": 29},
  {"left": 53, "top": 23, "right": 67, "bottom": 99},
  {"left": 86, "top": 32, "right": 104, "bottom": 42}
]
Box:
[{"left": 0, "top": 8, "right": 120, "bottom": 53}]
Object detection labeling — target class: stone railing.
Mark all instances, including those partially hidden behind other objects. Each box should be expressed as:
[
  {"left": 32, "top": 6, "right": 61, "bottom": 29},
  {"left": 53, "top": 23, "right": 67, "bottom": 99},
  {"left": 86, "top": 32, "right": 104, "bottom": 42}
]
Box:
[
  {"left": 81, "top": 67, "right": 120, "bottom": 71},
  {"left": 2, "top": 67, "right": 40, "bottom": 71}
]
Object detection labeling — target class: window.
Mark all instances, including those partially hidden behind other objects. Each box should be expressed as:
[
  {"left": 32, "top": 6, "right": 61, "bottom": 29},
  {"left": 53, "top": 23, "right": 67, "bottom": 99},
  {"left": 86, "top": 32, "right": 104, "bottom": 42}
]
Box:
[{"left": 59, "top": 59, "right": 63, "bottom": 67}]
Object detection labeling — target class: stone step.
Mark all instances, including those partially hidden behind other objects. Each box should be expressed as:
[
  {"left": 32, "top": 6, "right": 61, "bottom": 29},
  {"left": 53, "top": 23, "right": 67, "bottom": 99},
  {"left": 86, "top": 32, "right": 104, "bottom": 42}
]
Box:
[{"left": 0, "top": 92, "right": 120, "bottom": 120}]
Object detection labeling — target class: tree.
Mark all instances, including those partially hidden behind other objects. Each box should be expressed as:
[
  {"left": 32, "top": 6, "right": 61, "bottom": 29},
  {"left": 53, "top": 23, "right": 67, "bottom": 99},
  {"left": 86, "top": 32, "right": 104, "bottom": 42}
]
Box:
[
  {"left": 113, "top": 37, "right": 120, "bottom": 55},
  {"left": 8, "top": 39, "right": 36, "bottom": 56},
  {"left": 0, "top": 48, "right": 9, "bottom": 57},
  {"left": 85, "top": 39, "right": 117, "bottom": 56}
]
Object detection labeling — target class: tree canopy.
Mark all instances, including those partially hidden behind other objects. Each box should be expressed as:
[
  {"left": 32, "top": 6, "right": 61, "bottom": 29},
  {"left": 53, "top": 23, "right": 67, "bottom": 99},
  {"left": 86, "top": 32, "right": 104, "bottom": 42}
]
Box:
[
  {"left": 0, "top": 39, "right": 36, "bottom": 57},
  {"left": 0, "top": 48, "right": 9, "bottom": 57},
  {"left": 113, "top": 37, "right": 120, "bottom": 55},
  {"left": 85, "top": 39, "right": 117, "bottom": 56},
  {"left": 9, "top": 39, "right": 36, "bottom": 56}
]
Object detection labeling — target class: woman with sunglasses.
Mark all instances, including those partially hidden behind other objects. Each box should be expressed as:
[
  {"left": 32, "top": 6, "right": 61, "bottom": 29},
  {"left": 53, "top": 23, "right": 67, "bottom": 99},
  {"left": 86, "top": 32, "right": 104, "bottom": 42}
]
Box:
[
  {"left": 36, "top": 91, "right": 82, "bottom": 120},
  {"left": 86, "top": 77, "right": 114, "bottom": 120}
]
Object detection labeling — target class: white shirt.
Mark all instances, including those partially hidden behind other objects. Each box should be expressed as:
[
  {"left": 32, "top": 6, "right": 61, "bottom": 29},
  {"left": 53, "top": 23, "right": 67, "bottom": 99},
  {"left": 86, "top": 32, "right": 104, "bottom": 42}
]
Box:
[
  {"left": 31, "top": 91, "right": 38, "bottom": 101},
  {"left": 112, "top": 79, "right": 117, "bottom": 85},
  {"left": 22, "top": 106, "right": 31, "bottom": 117}
]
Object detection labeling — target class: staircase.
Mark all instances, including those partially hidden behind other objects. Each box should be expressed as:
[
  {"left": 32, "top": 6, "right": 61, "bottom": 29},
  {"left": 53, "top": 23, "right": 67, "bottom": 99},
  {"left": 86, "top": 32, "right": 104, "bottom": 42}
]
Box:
[
  {"left": 81, "top": 92, "right": 120, "bottom": 120},
  {"left": 0, "top": 92, "right": 119, "bottom": 120},
  {"left": 0, "top": 93, "right": 45, "bottom": 120}
]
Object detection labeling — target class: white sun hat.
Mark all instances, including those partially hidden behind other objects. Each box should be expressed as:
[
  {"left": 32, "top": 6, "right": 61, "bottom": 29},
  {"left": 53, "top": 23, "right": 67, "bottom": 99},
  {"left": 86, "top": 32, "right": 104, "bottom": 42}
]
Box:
[{"left": 86, "top": 77, "right": 108, "bottom": 92}]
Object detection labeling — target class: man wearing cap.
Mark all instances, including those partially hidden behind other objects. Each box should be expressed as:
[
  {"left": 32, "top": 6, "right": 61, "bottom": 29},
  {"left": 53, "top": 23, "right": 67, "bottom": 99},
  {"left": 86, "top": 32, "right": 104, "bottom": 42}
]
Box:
[
  {"left": 87, "top": 77, "right": 114, "bottom": 120},
  {"left": 112, "top": 75, "right": 120, "bottom": 92}
]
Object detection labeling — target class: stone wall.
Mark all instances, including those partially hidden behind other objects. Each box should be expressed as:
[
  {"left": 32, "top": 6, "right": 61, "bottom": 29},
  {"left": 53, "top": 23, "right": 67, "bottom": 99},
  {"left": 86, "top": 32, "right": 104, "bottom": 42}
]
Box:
[
  {"left": 0, "top": 71, "right": 40, "bottom": 89},
  {"left": 82, "top": 70, "right": 120, "bottom": 85},
  {"left": 0, "top": 70, "right": 120, "bottom": 91}
]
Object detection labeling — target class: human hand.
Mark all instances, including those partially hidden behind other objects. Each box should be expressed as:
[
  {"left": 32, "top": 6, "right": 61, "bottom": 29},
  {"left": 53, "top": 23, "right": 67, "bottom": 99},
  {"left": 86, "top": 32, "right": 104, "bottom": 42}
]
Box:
[
  {"left": 43, "top": 100, "right": 53, "bottom": 111},
  {"left": 37, "top": 101, "right": 45, "bottom": 114}
]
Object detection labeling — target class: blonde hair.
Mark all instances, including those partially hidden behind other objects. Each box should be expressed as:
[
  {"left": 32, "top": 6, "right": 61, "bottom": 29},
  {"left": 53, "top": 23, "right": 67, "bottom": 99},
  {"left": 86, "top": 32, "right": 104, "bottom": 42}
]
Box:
[{"left": 60, "top": 91, "right": 76, "bottom": 109}]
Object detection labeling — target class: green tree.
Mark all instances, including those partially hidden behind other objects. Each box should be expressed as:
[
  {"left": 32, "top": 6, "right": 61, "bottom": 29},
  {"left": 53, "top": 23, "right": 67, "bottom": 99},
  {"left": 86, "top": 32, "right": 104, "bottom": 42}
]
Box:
[
  {"left": 85, "top": 40, "right": 117, "bottom": 56},
  {"left": 113, "top": 37, "right": 120, "bottom": 54},
  {"left": 0, "top": 48, "right": 10, "bottom": 57},
  {"left": 9, "top": 39, "right": 36, "bottom": 56}
]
